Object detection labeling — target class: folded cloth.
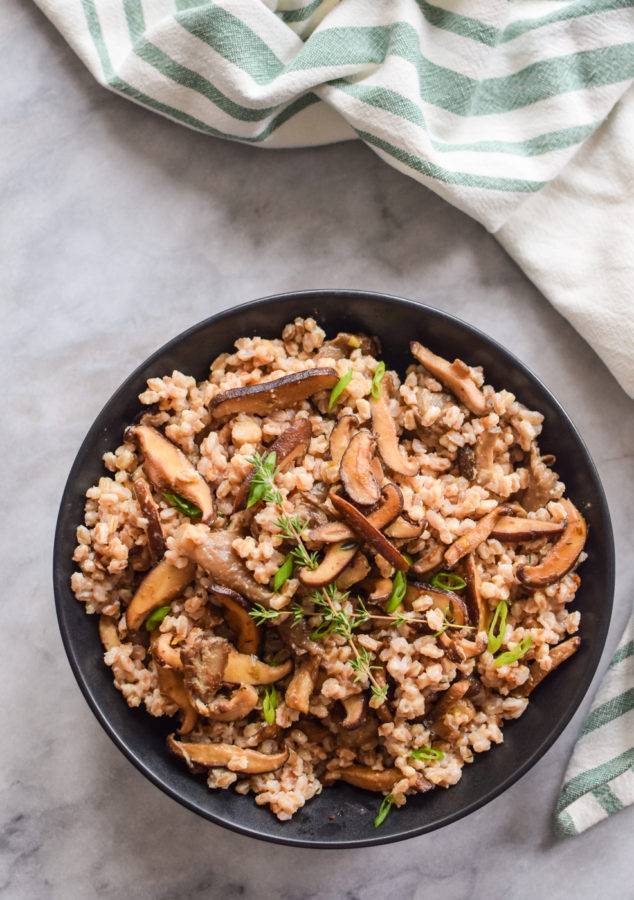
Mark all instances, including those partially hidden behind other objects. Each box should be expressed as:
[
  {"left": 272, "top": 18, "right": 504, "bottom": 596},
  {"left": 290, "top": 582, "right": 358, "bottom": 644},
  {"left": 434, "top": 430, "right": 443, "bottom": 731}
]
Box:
[
  {"left": 555, "top": 610, "right": 634, "bottom": 836},
  {"left": 34, "top": 0, "right": 634, "bottom": 397}
]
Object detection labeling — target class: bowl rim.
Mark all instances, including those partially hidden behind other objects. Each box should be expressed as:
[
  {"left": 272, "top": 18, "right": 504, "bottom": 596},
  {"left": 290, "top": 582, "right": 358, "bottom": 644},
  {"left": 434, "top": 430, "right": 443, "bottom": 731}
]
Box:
[{"left": 54, "top": 288, "right": 615, "bottom": 848}]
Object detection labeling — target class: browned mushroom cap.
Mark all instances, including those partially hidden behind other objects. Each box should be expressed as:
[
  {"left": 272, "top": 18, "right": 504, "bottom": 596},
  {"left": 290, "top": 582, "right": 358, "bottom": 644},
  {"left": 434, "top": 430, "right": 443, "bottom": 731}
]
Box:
[
  {"left": 384, "top": 515, "right": 425, "bottom": 540},
  {"left": 457, "top": 445, "right": 477, "bottom": 481},
  {"left": 223, "top": 647, "right": 292, "bottom": 685},
  {"left": 233, "top": 419, "right": 312, "bottom": 511},
  {"left": 431, "top": 697, "right": 475, "bottom": 742},
  {"left": 177, "top": 526, "right": 273, "bottom": 606},
  {"left": 277, "top": 615, "right": 323, "bottom": 656},
  {"left": 299, "top": 540, "right": 359, "bottom": 587},
  {"left": 410, "top": 342, "right": 490, "bottom": 416},
  {"left": 182, "top": 635, "right": 229, "bottom": 711},
  {"left": 156, "top": 665, "right": 198, "bottom": 735},
  {"left": 406, "top": 581, "right": 469, "bottom": 627},
  {"left": 330, "top": 493, "right": 408, "bottom": 571},
  {"left": 321, "top": 331, "right": 380, "bottom": 358},
  {"left": 490, "top": 515, "right": 566, "bottom": 542},
  {"left": 341, "top": 694, "right": 368, "bottom": 729},
  {"left": 203, "top": 684, "right": 260, "bottom": 721},
  {"left": 208, "top": 584, "right": 259, "bottom": 655},
  {"left": 98, "top": 615, "right": 121, "bottom": 651},
  {"left": 517, "top": 499, "right": 586, "bottom": 587},
  {"left": 340, "top": 431, "right": 381, "bottom": 506},
  {"left": 329, "top": 414, "right": 359, "bottom": 465},
  {"left": 126, "top": 559, "right": 196, "bottom": 631},
  {"left": 338, "top": 766, "right": 402, "bottom": 792},
  {"left": 298, "top": 718, "right": 331, "bottom": 743},
  {"left": 370, "top": 381, "right": 419, "bottom": 476},
  {"left": 463, "top": 553, "right": 489, "bottom": 631},
  {"left": 336, "top": 552, "right": 370, "bottom": 590},
  {"left": 444, "top": 506, "right": 512, "bottom": 568},
  {"left": 127, "top": 425, "right": 215, "bottom": 524},
  {"left": 167, "top": 735, "right": 289, "bottom": 773},
  {"left": 309, "top": 483, "right": 403, "bottom": 543},
  {"left": 132, "top": 477, "right": 166, "bottom": 561},
  {"left": 285, "top": 657, "right": 319, "bottom": 714},
  {"left": 517, "top": 636, "right": 581, "bottom": 697},
  {"left": 209, "top": 368, "right": 338, "bottom": 419}
]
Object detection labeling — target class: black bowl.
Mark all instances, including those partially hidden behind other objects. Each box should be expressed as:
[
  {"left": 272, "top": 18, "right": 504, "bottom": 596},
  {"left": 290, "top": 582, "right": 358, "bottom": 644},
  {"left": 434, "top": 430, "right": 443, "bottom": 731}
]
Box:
[{"left": 54, "top": 290, "right": 614, "bottom": 848}]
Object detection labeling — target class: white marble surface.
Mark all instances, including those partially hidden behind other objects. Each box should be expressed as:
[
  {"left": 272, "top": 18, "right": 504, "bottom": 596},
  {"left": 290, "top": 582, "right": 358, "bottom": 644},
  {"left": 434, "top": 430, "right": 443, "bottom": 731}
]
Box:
[{"left": 3, "top": 2, "right": 634, "bottom": 898}]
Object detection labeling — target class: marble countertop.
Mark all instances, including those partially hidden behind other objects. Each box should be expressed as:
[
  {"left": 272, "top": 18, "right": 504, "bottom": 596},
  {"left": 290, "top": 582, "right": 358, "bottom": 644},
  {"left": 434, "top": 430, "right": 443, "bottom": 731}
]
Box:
[{"left": 3, "top": 2, "right": 634, "bottom": 898}]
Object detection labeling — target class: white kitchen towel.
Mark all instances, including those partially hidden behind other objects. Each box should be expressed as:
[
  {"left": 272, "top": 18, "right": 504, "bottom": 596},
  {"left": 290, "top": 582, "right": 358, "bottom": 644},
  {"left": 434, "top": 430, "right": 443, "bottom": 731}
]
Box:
[
  {"left": 33, "top": 0, "right": 634, "bottom": 398},
  {"left": 555, "top": 610, "right": 634, "bottom": 836}
]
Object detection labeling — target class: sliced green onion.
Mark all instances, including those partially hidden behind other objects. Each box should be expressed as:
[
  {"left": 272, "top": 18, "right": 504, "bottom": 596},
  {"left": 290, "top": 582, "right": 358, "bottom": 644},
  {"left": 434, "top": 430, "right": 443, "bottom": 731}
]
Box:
[
  {"left": 430, "top": 572, "right": 466, "bottom": 591},
  {"left": 402, "top": 552, "right": 413, "bottom": 567},
  {"left": 386, "top": 570, "right": 407, "bottom": 613},
  {"left": 273, "top": 554, "right": 294, "bottom": 592},
  {"left": 145, "top": 605, "right": 171, "bottom": 631},
  {"left": 328, "top": 369, "right": 353, "bottom": 410},
  {"left": 374, "top": 793, "right": 395, "bottom": 828},
  {"left": 340, "top": 541, "right": 358, "bottom": 551},
  {"left": 487, "top": 599, "right": 508, "bottom": 654},
  {"left": 410, "top": 747, "right": 445, "bottom": 761},
  {"left": 494, "top": 636, "right": 533, "bottom": 667},
  {"left": 262, "top": 685, "right": 278, "bottom": 725},
  {"left": 310, "top": 620, "right": 334, "bottom": 641},
  {"left": 370, "top": 361, "right": 386, "bottom": 399},
  {"left": 162, "top": 492, "right": 202, "bottom": 518}
]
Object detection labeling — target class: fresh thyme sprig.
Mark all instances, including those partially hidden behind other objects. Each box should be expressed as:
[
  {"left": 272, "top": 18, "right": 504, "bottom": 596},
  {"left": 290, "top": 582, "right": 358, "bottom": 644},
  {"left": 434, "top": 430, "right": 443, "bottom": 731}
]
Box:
[{"left": 247, "top": 451, "right": 282, "bottom": 508}]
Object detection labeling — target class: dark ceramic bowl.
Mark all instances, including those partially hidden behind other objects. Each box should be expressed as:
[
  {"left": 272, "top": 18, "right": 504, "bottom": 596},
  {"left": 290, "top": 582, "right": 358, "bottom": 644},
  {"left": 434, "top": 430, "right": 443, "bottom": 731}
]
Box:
[{"left": 54, "top": 290, "right": 614, "bottom": 848}]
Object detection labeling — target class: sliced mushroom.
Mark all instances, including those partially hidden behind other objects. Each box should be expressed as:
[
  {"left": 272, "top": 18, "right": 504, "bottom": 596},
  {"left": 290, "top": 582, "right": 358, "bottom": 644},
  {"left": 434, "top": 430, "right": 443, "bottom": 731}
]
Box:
[
  {"left": 203, "top": 684, "right": 260, "bottom": 721},
  {"left": 209, "top": 368, "right": 338, "bottom": 419},
  {"left": 517, "top": 636, "right": 581, "bottom": 697},
  {"left": 341, "top": 694, "right": 368, "bottom": 729},
  {"left": 233, "top": 419, "right": 312, "bottom": 511},
  {"left": 516, "top": 499, "right": 587, "bottom": 587},
  {"left": 156, "top": 665, "right": 198, "bottom": 734},
  {"left": 98, "top": 615, "right": 121, "bottom": 651},
  {"left": 364, "top": 577, "right": 393, "bottom": 603},
  {"left": 177, "top": 526, "right": 273, "bottom": 606},
  {"left": 223, "top": 647, "right": 292, "bottom": 685},
  {"left": 330, "top": 493, "right": 408, "bottom": 571},
  {"left": 208, "top": 584, "right": 259, "bottom": 655},
  {"left": 329, "top": 414, "right": 359, "bottom": 465},
  {"left": 321, "top": 331, "right": 380, "bottom": 358},
  {"left": 444, "top": 506, "right": 512, "bottom": 568},
  {"left": 127, "top": 425, "right": 215, "bottom": 524},
  {"left": 338, "top": 766, "right": 401, "bottom": 792},
  {"left": 427, "top": 679, "right": 471, "bottom": 732},
  {"left": 167, "top": 735, "right": 289, "bottom": 773},
  {"left": 490, "top": 516, "right": 566, "bottom": 542},
  {"left": 410, "top": 342, "right": 490, "bottom": 416},
  {"left": 384, "top": 515, "right": 425, "bottom": 540},
  {"left": 370, "top": 381, "right": 419, "bottom": 476},
  {"left": 412, "top": 543, "right": 444, "bottom": 575},
  {"left": 152, "top": 631, "right": 183, "bottom": 669},
  {"left": 277, "top": 616, "right": 323, "bottom": 656},
  {"left": 474, "top": 431, "right": 498, "bottom": 486},
  {"left": 431, "top": 698, "right": 476, "bottom": 741},
  {"left": 457, "top": 446, "right": 477, "bottom": 481},
  {"left": 336, "top": 552, "right": 370, "bottom": 589},
  {"left": 463, "top": 553, "right": 488, "bottom": 632},
  {"left": 126, "top": 559, "right": 196, "bottom": 631},
  {"left": 522, "top": 444, "right": 561, "bottom": 512},
  {"left": 181, "top": 635, "right": 229, "bottom": 712},
  {"left": 309, "top": 483, "right": 403, "bottom": 543},
  {"left": 340, "top": 431, "right": 381, "bottom": 506},
  {"left": 285, "top": 657, "right": 319, "bottom": 714},
  {"left": 406, "top": 581, "right": 469, "bottom": 627},
  {"left": 132, "top": 477, "right": 166, "bottom": 561},
  {"left": 299, "top": 540, "right": 359, "bottom": 588},
  {"left": 298, "top": 718, "right": 331, "bottom": 743}
]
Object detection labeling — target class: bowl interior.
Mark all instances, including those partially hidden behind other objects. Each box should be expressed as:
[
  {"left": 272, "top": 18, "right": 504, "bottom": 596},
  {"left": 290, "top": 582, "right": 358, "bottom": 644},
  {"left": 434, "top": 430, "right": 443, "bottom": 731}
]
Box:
[{"left": 54, "top": 290, "right": 614, "bottom": 847}]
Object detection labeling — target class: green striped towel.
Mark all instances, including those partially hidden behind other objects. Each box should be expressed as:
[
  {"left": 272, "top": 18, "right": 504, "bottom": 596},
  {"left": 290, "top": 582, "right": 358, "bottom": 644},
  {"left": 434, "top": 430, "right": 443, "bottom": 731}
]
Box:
[
  {"left": 33, "top": 0, "right": 634, "bottom": 232},
  {"left": 555, "top": 611, "right": 634, "bottom": 836}
]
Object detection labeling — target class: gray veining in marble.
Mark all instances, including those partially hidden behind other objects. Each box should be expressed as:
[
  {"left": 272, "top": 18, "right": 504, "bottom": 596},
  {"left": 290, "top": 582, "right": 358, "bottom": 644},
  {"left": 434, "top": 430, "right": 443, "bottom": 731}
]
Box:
[{"left": 2, "top": 2, "right": 634, "bottom": 898}]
